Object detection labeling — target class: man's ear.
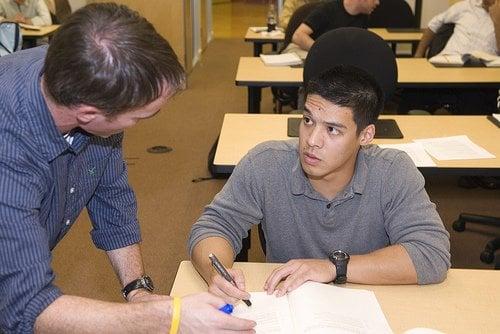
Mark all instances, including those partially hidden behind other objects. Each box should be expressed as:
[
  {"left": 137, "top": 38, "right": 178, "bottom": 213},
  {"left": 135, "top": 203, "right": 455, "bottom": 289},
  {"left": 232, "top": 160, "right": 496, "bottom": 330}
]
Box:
[
  {"left": 75, "top": 106, "right": 102, "bottom": 125},
  {"left": 359, "top": 123, "right": 375, "bottom": 145}
]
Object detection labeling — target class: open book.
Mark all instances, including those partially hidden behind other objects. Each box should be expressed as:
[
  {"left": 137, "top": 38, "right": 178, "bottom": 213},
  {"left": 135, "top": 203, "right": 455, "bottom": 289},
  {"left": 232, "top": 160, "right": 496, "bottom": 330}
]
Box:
[
  {"left": 260, "top": 52, "right": 302, "bottom": 66},
  {"left": 429, "top": 51, "right": 500, "bottom": 67},
  {"left": 233, "top": 282, "right": 392, "bottom": 334}
]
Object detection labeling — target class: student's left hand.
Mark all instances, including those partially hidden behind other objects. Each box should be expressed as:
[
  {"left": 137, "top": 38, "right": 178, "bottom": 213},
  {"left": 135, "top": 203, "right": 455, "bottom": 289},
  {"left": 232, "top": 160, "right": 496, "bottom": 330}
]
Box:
[{"left": 264, "top": 259, "right": 336, "bottom": 297}]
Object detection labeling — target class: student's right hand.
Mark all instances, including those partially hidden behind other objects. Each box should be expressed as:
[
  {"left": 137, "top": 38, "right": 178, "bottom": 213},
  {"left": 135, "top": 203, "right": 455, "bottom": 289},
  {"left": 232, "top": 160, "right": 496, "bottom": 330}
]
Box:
[
  {"left": 208, "top": 268, "right": 251, "bottom": 305},
  {"left": 180, "top": 292, "right": 256, "bottom": 334}
]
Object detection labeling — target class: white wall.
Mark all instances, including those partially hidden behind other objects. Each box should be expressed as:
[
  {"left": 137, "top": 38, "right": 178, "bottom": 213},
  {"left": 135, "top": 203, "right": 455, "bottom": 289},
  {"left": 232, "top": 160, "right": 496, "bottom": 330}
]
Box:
[
  {"left": 68, "top": 0, "right": 87, "bottom": 12},
  {"left": 192, "top": 0, "right": 202, "bottom": 67},
  {"left": 420, "top": 0, "right": 449, "bottom": 27}
]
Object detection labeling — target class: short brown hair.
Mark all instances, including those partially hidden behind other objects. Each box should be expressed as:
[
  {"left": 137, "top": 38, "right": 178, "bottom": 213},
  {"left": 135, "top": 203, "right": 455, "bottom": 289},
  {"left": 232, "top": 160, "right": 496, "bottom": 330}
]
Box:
[{"left": 43, "top": 2, "right": 185, "bottom": 114}]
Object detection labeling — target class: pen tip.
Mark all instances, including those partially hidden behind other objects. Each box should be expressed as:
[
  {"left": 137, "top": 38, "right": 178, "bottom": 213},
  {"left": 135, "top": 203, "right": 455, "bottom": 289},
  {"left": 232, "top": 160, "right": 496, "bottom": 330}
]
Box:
[{"left": 243, "top": 299, "right": 252, "bottom": 307}]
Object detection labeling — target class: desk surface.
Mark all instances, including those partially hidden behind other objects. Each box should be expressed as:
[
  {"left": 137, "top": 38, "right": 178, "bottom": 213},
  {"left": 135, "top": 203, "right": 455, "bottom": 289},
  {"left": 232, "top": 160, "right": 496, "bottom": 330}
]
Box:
[
  {"left": 244, "top": 27, "right": 422, "bottom": 43},
  {"left": 235, "top": 57, "right": 500, "bottom": 87},
  {"left": 171, "top": 261, "right": 500, "bottom": 334},
  {"left": 21, "top": 24, "right": 59, "bottom": 37},
  {"left": 214, "top": 114, "right": 500, "bottom": 174}
]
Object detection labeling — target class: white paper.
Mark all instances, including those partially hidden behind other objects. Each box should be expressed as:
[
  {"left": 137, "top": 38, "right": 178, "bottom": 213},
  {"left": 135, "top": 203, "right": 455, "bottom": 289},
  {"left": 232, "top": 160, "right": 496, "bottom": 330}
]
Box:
[
  {"left": 492, "top": 113, "right": 500, "bottom": 122},
  {"left": 414, "top": 135, "right": 495, "bottom": 160},
  {"left": 378, "top": 143, "right": 437, "bottom": 167},
  {"left": 429, "top": 54, "right": 464, "bottom": 67},
  {"left": 470, "top": 50, "right": 500, "bottom": 67},
  {"left": 249, "top": 26, "right": 268, "bottom": 33},
  {"left": 19, "top": 23, "right": 41, "bottom": 31},
  {"left": 260, "top": 53, "right": 302, "bottom": 66}
]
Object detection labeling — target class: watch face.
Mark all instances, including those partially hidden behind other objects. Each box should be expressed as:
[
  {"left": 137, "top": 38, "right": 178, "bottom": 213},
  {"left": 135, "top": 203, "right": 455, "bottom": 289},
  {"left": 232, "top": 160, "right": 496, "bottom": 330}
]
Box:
[
  {"left": 143, "top": 276, "right": 154, "bottom": 290},
  {"left": 331, "top": 250, "right": 350, "bottom": 261}
]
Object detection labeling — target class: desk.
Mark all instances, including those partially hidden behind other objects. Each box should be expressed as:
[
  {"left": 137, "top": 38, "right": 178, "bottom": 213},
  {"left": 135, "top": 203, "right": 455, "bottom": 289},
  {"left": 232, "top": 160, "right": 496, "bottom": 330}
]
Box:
[
  {"left": 171, "top": 261, "right": 500, "bottom": 334},
  {"left": 22, "top": 24, "right": 60, "bottom": 48},
  {"left": 244, "top": 28, "right": 422, "bottom": 57},
  {"left": 213, "top": 114, "right": 500, "bottom": 175},
  {"left": 236, "top": 57, "right": 500, "bottom": 113}
]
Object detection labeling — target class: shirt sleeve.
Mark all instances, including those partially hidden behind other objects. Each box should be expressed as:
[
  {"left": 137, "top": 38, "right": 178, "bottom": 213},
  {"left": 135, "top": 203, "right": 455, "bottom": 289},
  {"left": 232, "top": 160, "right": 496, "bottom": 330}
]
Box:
[
  {"left": 87, "top": 134, "right": 141, "bottom": 251},
  {"left": 30, "top": 0, "right": 52, "bottom": 26},
  {"left": 0, "top": 150, "right": 62, "bottom": 333},
  {"left": 188, "top": 152, "right": 264, "bottom": 257},
  {"left": 381, "top": 152, "right": 451, "bottom": 285},
  {"left": 302, "top": 3, "right": 330, "bottom": 38},
  {"left": 428, "top": 1, "right": 463, "bottom": 33}
]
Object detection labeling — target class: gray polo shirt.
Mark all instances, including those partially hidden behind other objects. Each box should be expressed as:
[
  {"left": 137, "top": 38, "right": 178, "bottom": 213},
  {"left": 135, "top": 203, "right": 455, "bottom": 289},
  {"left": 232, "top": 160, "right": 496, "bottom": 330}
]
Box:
[{"left": 188, "top": 140, "right": 451, "bottom": 284}]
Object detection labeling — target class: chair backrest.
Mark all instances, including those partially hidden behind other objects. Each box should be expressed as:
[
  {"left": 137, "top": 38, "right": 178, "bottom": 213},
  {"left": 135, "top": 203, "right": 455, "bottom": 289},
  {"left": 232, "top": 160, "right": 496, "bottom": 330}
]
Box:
[
  {"left": 368, "top": 0, "right": 416, "bottom": 28},
  {"left": 427, "top": 23, "right": 455, "bottom": 58},
  {"left": 303, "top": 27, "right": 398, "bottom": 100},
  {"left": 282, "top": 2, "right": 322, "bottom": 50},
  {"left": 0, "top": 22, "right": 22, "bottom": 57}
]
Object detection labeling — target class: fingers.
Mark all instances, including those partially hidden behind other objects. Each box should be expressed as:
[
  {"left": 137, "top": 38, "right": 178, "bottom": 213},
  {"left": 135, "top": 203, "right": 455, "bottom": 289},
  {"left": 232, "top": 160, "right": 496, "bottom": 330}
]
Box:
[
  {"left": 216, "top": 313, "right": 256, "bottom": 331},
  {"left": 210, "top": 270, "right": 250, "bottom": 302},
  {"left": 263, "top": 261, "right": 300, "bottom": 294}
]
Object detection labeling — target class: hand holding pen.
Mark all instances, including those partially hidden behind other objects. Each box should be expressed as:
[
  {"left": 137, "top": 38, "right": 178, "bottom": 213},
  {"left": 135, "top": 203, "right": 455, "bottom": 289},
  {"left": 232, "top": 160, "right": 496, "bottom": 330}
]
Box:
[{"left": 209, "top": 253, "right": 252, "bottom": 307}]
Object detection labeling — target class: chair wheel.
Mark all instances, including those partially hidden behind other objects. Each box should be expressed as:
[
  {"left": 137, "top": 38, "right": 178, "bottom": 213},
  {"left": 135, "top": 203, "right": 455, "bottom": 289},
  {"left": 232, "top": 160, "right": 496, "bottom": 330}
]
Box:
[
  {"left": 452, "top": 220, "right": 465, "bottom": 232},
  {"left": 480, "top": 250, "right": 494, "bottom": 264}
]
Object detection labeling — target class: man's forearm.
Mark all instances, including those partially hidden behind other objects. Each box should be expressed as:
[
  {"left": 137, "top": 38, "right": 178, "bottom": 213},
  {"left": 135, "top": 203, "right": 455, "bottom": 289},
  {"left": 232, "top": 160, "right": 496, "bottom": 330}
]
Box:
[
  {"left": 35, "top": 294, "right": 171, "bottom": 334},
  {"left": 414, "top": 28, "right": 435, "bottom": 58},
  {"left": 191, "top": 237, "right": 235, "bottom": 284},
  {"left": 292, "top": 31, "right": 315, "bottom": 51},
  {"left": 347, "top": 244, "right": 418, "bottom": 285},
  {"left": 106, "top": 243, "right": 145, "bottom": 288}
]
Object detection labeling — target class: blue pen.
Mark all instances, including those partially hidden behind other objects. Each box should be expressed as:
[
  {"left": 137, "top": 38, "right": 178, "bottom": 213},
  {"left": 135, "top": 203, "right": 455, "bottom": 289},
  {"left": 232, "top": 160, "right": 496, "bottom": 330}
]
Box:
[{"left": 219, "top": 303, "right": 234, "bottom": 314}]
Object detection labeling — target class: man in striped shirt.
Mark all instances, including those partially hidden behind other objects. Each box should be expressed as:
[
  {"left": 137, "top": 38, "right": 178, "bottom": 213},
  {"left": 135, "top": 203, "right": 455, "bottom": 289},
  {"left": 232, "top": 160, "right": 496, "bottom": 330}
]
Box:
[{"left": 0, "top": 3, "right": 256, "bottom": 334}]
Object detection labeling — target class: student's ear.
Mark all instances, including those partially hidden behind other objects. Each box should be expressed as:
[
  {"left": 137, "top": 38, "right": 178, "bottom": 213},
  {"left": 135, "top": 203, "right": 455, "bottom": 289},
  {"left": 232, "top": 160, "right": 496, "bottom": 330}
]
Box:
[
  {"left": 75, "top": 106, "right": 102, "bottom": 125},
  {"left": 359, "top": 124, "right": 375, "bottom": 145}
]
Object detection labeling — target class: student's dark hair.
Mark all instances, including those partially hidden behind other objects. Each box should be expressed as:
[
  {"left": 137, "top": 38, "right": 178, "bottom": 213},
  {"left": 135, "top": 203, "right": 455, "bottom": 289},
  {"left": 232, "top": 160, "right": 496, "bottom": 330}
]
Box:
[
  {"left": 305, "top": 65, "right": 384, "bottom": 134},
  {"left": 43, "top": 2, "right": 185, "bottom": 115}
]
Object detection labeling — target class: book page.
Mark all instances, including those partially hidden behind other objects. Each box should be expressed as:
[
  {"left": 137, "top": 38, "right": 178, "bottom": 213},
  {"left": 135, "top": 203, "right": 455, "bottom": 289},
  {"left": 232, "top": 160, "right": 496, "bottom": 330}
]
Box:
[
  {"left": 413, "top": 135, "right": 495, "bottom": 160},
  {"left": 232, "top": 292, "right": 295, "bottom": 334},
  {"left": 288, "top": 282, "right": 393, "bottom": 334},
  {"left": 428, "top": 54, "right": 464, "bottom": 67}
]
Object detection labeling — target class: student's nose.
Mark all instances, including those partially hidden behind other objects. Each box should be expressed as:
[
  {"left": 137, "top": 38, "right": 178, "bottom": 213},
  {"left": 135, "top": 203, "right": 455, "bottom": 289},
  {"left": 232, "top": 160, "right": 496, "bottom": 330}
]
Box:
[{"left": 306, "top": 125, "right": 323, "bottom": 148}]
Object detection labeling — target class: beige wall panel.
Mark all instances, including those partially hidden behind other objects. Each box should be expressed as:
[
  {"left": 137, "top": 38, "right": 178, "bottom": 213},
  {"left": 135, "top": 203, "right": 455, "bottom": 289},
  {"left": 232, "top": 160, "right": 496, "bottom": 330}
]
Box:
[{"left": 92, "top": 0, "right": 187, "bottom": 68}]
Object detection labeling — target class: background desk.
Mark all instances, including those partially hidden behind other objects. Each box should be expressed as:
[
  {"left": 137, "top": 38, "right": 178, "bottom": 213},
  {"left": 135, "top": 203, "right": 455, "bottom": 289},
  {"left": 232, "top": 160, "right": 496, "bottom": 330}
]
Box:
[
  {"left": 171, "top": 261, "right": 500, "bottom": 334},
  {"left": 236, "top": 57, "right": 500, "bottom": 113},
  {"left": 22, "top": 24, "right": 60, "bottom": 48},
  {"left": 214, "top": 114, "right": 500, "bottom": 175}
]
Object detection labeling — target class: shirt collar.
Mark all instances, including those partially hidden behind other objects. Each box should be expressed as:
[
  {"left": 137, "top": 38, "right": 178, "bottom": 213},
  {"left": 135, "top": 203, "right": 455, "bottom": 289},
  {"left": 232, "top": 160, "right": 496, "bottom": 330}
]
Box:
[{"left": 290, "top": 146, "right": 369, "bottom": 200}]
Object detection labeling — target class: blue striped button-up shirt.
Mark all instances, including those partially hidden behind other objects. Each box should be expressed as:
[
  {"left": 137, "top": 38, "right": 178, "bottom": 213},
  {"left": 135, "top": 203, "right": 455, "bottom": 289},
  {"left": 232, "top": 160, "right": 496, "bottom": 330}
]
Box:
[{"left": 0, "top": 47, "right": 141, "bottom": 333}]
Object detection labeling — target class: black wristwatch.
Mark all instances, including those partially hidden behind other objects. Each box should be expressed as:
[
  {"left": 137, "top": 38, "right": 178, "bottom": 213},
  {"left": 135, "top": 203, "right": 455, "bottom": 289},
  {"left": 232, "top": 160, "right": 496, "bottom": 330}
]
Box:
[
  {"left": 122, "top": 275, "right": 154, "bottom": 300},
  {"left": 329, "top": 250, "right": 350, "bottom": 284}
]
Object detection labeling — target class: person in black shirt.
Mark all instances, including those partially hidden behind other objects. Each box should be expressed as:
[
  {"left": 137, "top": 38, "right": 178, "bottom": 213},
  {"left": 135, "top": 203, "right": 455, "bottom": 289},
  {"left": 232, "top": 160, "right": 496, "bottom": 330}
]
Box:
[{"left": 293, "top": 0, "right": 379, "bottom": 51}]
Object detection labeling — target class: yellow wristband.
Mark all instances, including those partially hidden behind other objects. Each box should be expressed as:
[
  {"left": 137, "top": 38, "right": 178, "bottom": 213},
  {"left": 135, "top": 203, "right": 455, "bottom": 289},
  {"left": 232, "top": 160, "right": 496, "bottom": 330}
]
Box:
[{"left": 169, "top": 297, "right": 181, "bottom": 334}]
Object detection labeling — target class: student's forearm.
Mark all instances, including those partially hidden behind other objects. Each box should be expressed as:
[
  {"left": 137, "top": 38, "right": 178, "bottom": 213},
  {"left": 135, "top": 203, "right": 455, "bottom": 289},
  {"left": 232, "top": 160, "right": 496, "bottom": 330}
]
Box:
[
  {"left": 106, "top": 243, "right": 145, "bottom": 288},
  {"left": 35, "top": 295, "right": 171, "bottom": 334},
  {"left": 347, "top": 244, "right": 417, "bottom": 285},
  {"left": 292, "top": 32, "right": 315, "bottom": 51},
  {"left": 494, "top": 25, "right": 500, "bottom": 54},
  {"left": 191, "top": 237, "right": 235, "bottom": 284},
  {"left": 414, "top": 28, "right": 435, "bottom": 58}
]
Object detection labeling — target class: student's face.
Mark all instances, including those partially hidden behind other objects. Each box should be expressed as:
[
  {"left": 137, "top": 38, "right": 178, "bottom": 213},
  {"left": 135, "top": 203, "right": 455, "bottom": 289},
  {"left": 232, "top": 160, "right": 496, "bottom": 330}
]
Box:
[
  {"left": 299, "top": 94, "right": 370, "bottom": 182},
  {"left": 79, "top": 88, "right": 171, "bottom": 138},
  {"left": 359, "top": 0, "right": 380, "bottom": 14}
]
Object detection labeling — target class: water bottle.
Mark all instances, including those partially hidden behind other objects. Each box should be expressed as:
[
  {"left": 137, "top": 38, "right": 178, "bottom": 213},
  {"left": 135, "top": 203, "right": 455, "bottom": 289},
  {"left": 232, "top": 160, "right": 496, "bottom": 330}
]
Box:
[{"left": 267, "top": 3, "right": 277, "bottom": 32}]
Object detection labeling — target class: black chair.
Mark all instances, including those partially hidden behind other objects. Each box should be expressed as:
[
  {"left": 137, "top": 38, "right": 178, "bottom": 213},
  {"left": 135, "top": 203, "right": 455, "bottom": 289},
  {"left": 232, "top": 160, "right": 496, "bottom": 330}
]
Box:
[
  {"left": 259, "top": 27, "right": 398, "bottom": 255},
  {"left": 272, "top": 2, "right": 321, "bottom": 113},
  {"left": 453, "top": 214, "right": 500, "bottom": 269},
  {"left": 368, "top": 0, "right": 416, "bottom": 28}
]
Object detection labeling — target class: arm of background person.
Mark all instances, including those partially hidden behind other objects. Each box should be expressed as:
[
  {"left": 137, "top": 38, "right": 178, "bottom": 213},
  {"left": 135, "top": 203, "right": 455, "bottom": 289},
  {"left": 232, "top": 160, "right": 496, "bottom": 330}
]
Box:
[
  {"left": 414, "top": 28, "right": 436, "bottom": 57},
  {"left": 292, "top": 23, "right": 315, "bottom": 51},
  {"left": 29, "top": 0, "right": 52, "bottom": 26},
  {"left": 490, "top": 0, "right": 500, "bottom": 54}
]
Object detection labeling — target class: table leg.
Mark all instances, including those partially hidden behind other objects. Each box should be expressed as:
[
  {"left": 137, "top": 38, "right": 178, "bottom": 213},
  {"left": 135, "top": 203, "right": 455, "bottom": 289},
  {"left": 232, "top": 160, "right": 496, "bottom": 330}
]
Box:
[
  {"left": 253, "top": 42, "right": 263, "bottom": 57},
  {"left": 248, "top": 87, "right": 261, "bottom": 114}
]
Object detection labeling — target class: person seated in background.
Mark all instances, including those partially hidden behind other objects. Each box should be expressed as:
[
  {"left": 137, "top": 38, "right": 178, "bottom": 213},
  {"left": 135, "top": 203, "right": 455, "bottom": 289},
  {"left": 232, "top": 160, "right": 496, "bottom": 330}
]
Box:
[
  {"left": 415, "top": 0, "right": 499, "bottom": 58},
  {"left": 0, "top": 0, "right": 52, "bottom": 26},
  {"left": 399, "top": 0, "right": 500, "bottom": 115},
  {"left": 188, "top": 65, "right": 451, "bottom": 305},
  {"left": 279, "top": 0, "right": 321, "bottom": 29},
  {"left": 291, "top": 0, "right": 379, "bottom": 51}
]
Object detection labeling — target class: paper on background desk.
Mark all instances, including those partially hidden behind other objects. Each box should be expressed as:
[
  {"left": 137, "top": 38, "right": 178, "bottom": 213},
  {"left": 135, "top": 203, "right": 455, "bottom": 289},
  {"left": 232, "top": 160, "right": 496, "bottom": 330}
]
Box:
[
  {"left": 414, "top": 135, "right": 495, "bottom": 160},
  {"left": 260, "top": 53, "right": 302, "bottom": 66},
  {"left": 378, "top": 143, "right": 436, "bottom": 167},
  {"left": 249, "top": 26, "right": 268, "bottom": 32},
  {"left": 493, "top": 113, "right": 500, "bottom": 122}
]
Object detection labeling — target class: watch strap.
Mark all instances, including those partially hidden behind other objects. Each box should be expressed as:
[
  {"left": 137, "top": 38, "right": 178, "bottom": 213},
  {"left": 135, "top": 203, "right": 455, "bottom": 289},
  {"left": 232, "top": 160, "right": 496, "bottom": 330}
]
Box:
[{"left": 122, "top": 275, "right": 154, "bottom": 299}]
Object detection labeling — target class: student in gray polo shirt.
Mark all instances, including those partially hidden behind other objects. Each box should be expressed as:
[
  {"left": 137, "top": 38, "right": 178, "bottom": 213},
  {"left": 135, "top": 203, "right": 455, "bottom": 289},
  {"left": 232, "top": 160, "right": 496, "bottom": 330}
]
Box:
[{"left": 188, "top": 66, "right": 451, "bottom": 303}]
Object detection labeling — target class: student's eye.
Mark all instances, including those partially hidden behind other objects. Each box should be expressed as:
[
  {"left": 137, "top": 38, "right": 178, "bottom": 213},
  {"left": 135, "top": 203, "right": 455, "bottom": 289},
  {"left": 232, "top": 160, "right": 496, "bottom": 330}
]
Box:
[
  {"left": 327, "top": 126, "right": 340, "bottom": 135},
  {"left": 303, "top": 116, "right": 312, "bottom": 125}
]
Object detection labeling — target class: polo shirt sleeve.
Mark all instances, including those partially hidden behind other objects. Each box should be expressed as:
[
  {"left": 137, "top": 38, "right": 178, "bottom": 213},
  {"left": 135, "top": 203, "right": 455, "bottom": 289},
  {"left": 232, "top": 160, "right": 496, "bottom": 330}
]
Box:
[
  {"left": 0, "top": 150, "right": 62, "bottom": 333},
  {"left": 302, "top": 3, "right": 331, "bottom": 37},
  {"left": 381, "top": 152, "right": 451, "bottom": 284},
  {"left": 188, "top": 152, "right": 264, "bottom": 257},
  {"left": 87, "top": 134, "right": 141, "bottom": 251},
  {"left": 428, "top": 1, "right": 464, "bottom": 33},
  {"left": 31, "top": 0, "right": 52, "bottom": 26}
]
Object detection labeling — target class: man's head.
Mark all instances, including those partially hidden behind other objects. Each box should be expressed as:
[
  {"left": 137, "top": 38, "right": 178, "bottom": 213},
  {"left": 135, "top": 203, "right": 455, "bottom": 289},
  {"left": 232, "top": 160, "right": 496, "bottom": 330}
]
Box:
[
  {"left": 299, "top": 65, "right": 383, "bottom": 181},
  {"left": 345, "top": 0, "right": 380, "bottom": 15},
  {"left": 43, "top": 2, "right": 185, "bottom": 129}
]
